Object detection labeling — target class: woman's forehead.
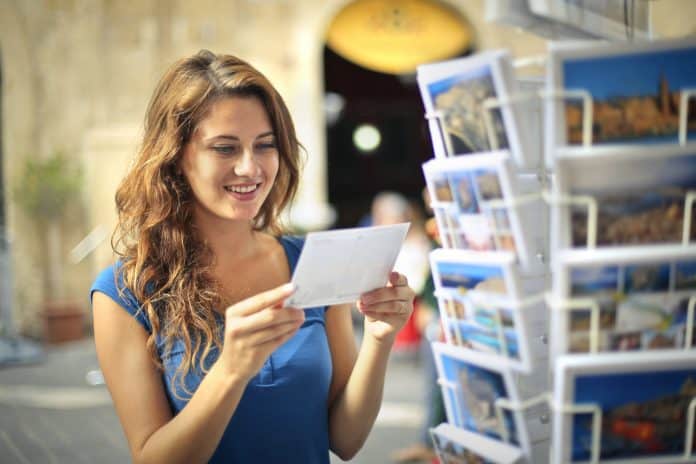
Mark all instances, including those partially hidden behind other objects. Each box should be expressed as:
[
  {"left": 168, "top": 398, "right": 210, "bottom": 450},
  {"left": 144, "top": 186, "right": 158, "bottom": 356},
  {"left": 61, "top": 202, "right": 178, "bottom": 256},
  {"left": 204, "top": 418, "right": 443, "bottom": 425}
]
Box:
[{"left": 193, "top": 96, "right": 273, "bottom": 139}]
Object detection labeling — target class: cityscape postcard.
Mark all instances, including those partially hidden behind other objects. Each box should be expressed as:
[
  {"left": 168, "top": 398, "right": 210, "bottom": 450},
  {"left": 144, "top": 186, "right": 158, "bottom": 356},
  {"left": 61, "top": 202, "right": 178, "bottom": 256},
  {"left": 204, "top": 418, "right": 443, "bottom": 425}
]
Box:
[
  {"left": 552, "top": 144, "right": 696, "bottom": 250},
  {"left": 546, "top": 37, "right": 696, "bottom": 163},
  {"left": 549, "top": 245, "right": 696, "bottom": 355},
  {"left": 553, "top": 351, "right": 696, "bottom": 463}
]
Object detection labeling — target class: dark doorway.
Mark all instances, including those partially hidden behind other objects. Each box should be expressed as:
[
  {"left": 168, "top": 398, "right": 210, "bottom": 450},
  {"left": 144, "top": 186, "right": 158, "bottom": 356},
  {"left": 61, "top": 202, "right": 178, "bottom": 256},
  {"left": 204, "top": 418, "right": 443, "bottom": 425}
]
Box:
[{"left": 323, "top": 46, "right": 432, "bottom": 229}]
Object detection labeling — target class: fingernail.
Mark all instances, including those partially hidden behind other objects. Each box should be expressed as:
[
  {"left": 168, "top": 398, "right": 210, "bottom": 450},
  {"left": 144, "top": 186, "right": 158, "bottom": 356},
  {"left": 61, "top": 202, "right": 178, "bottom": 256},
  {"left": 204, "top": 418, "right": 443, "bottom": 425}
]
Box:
[{"left": 282, "top": 283, "right": 296, "bottom": 293}]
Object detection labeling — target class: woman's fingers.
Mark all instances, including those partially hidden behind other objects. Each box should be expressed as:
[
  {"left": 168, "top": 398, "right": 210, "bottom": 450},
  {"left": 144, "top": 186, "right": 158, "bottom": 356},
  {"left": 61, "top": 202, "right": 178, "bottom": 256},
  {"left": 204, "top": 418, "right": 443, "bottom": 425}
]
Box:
[
  {"left": 359, "top": 299, "right": 410, "bottom": 316},
  {"left": 387, "top": 271, "right": 408, "bottom": 288},
  {"left": 246, "top": 317, "right": 305, "bottom": 346},
  {"left": 359, "top": 288, "right": 414, "bottom": 311},
  {"left": 360, "top": 287, "right": 411, "bottom": 305},
  {"left": 362, "top": 272, "right": 411, "bottom": 299},
  {"left": 227, "top": 283, "right": 296, "bottom": 317},
  {"left": 358, "top": 272, "right": 415, "bottom": 316},
  {"left": 227, "top": 307, "right": 304, "bottom": 338}
]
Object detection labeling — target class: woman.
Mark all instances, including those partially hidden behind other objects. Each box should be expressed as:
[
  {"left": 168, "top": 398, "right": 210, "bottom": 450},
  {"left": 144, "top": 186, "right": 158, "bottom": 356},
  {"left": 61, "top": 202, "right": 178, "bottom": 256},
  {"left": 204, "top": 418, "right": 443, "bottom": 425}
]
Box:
[{"left": 91, "top": 50, "right": 415, "bottom": 464}]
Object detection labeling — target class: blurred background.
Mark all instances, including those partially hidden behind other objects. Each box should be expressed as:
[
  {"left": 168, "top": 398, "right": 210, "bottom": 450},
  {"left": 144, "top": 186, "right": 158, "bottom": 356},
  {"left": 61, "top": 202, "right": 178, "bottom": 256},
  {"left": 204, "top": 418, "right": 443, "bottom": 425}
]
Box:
[
  {"left": 0, "top": 0, "right": 694, "bottom": 462},
  {"left": 4, "top": 0, "right": 692, "bottom": 342}
]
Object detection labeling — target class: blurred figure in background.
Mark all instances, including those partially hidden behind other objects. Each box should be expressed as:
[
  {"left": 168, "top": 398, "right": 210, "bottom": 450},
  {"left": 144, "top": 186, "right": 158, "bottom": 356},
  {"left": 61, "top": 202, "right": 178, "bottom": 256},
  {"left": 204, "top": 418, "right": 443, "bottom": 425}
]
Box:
[
  {"left": 371, "top": 191, "right": 431, "bottom": 355},
  {"left": 390, "top": 188, "right": 446, "bottom": 463}
]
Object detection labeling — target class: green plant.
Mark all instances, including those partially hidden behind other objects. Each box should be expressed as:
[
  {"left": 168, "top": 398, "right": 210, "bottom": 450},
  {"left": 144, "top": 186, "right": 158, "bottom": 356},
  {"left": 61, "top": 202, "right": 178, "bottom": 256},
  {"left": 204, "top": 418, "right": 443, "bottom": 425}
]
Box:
[
  {"left": 14, "top": 152, "right": 82, "bottom": 301},
  {"left": 15, "top": 153, "right": 82, "bottom": 224}
]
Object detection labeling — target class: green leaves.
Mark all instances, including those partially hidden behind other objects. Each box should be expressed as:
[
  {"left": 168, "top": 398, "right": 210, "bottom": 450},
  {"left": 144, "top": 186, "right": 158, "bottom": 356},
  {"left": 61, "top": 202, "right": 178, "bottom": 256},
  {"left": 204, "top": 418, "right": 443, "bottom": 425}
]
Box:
[{"left": 14, "top": 152, "right": 82, "bottom": 223}]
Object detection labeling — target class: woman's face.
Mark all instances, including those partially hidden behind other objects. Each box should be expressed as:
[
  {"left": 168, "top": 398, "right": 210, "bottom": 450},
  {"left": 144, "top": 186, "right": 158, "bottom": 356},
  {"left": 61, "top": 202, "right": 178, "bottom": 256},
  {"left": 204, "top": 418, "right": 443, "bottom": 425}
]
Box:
[{"left": 180, "top": 95, "right": 279, "bottom": 227}]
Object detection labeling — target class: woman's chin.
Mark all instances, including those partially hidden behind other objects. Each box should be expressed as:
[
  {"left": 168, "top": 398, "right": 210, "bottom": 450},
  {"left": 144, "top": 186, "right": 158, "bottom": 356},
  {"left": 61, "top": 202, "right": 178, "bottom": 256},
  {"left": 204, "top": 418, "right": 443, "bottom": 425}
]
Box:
[{"left": 226, "top": 206, "right": 264, "bottom": 222}]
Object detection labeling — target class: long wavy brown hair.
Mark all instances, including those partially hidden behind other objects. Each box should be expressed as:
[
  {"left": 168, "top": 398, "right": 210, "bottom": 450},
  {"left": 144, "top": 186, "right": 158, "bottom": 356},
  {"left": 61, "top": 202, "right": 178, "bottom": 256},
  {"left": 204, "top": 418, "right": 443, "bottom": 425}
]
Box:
[{"left": 112, "top": 50, "right": 301, "bottom": 393}]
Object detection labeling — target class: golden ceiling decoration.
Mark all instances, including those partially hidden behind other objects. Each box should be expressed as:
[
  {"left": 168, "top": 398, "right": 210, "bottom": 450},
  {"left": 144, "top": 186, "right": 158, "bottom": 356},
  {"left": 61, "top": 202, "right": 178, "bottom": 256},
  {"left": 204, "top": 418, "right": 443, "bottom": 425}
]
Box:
[{"left": 325, "top": 0, "right": 472, "bottom": 75}]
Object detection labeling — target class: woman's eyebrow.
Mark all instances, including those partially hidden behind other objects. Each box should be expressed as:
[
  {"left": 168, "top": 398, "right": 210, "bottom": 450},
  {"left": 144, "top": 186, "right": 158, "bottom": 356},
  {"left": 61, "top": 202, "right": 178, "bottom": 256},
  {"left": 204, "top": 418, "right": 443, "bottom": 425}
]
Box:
[
  {"left": 255, "top": 131, "right": 275, "bottom": 140},
  {"left": 204, "top": 131, "right": 274, "bottom": 143},
  {"left": 204, "top": 134, "right": 240, "bottom": 143}
]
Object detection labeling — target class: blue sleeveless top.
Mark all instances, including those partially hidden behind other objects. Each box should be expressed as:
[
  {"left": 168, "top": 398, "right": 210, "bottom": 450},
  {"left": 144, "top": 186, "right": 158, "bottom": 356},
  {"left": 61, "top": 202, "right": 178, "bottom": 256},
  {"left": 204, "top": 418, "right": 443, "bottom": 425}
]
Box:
[{"left": 90, "top": 236, "right": 332, "bottom": 463}]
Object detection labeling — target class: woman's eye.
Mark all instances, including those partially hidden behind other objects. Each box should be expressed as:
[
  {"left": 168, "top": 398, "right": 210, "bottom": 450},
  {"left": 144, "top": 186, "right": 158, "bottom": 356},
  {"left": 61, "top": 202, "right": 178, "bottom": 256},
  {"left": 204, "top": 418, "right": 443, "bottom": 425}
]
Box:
[
  {"left": 256, "top": 141, "right": 277, "bottom": 151},
  {"left": 212, "top": 145, "right": 238, "bottom": 155}
]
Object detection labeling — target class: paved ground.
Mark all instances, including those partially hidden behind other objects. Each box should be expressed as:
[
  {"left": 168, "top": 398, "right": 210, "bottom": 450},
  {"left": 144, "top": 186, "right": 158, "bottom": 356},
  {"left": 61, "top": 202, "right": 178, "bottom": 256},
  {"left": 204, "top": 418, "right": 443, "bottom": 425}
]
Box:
[{"left": 0, "top": 337, "right": 428, "bottom": 464}]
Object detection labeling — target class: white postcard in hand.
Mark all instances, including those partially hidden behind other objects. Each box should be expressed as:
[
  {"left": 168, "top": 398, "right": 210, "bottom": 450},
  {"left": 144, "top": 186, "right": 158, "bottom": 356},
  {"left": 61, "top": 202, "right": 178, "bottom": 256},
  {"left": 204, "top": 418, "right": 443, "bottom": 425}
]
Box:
[{"left": 286, "top": 223, "right": 410, "bottom": 309}]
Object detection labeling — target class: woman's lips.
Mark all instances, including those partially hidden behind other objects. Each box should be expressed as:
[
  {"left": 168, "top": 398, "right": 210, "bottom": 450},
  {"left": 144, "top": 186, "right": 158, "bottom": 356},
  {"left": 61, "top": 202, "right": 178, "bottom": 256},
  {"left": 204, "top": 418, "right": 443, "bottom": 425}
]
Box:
[{"left": 224, "top": 183, "right": 261, "bottom": 201}]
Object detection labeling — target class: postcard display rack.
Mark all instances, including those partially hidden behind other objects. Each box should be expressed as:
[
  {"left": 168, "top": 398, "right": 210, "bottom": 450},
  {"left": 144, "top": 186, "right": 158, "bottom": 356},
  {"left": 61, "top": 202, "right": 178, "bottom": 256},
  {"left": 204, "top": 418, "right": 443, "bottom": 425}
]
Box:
[{"left": 417, "top": 37, "right": 696, "bottom": 464}]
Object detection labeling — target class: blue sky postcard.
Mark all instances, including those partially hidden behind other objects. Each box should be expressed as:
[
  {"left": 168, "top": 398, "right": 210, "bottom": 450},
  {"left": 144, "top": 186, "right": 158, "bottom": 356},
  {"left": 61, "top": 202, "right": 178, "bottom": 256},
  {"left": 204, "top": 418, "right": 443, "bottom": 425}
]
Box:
[
  {"left": 430, "top": 248, "right": 534, "bottom": 371},
  {"left": 547, "top": 37, "right": 696, "bottom": 156},
  {"left": 430, "top": 248, "right": 519, "bottom": 296},
  {"left": 553, "top": 144, "right": 696, "bottom": 249},
  {"left": 553, "top": 351, "right": 696, "bottom": 463},
  {"left": 433, "top": 343, "right": 530, "bottom": 456},
  {"left": 430, "top": 422, "right": 524, "bottom": 464},
  {"left": 551, "top": 246, "right": 696, "bottom": 355}
]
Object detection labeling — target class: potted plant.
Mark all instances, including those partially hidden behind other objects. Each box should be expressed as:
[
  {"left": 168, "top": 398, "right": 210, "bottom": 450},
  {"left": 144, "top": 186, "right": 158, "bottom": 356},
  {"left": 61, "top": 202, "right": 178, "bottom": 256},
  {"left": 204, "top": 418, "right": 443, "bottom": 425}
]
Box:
[{"left": 14, "top": 152, "right": 85, "bottom": 343}]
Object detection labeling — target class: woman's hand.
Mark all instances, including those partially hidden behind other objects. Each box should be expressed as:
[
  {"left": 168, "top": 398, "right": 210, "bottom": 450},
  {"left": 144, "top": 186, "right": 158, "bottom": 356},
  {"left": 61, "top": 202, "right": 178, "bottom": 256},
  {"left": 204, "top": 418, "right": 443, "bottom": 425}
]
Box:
[
  {"left": 218, "top": 283, "right": 305, "bottom": 383},
  {"left": 356, "top": 272, "right": 415, "bottom": 344}
]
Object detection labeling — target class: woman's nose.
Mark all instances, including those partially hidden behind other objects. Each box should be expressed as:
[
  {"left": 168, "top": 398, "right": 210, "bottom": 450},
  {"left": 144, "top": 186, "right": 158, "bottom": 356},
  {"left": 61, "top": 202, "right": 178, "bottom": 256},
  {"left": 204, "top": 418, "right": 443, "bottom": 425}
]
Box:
[{"left": 233, "top": 149, "right": 260, "bottom": 177}]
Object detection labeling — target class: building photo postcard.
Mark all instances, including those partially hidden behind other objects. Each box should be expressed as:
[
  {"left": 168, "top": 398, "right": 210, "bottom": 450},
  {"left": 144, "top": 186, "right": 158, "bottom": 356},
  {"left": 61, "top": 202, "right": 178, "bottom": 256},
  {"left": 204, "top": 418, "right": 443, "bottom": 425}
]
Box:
[
  {"left": 550, "top": 245, "right": 696, "bottom": 355},
  {"left": 552, "top": 144, "right": 696, "bottom": 250},
  {"left": 417, "top": 50, "right": 532, "bottom": 168}
]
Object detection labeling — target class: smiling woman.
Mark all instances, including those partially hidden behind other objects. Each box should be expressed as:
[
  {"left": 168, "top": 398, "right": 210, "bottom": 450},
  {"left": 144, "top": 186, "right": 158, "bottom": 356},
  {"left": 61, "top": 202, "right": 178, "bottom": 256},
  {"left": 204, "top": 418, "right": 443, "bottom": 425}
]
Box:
[
  {"left": 89, "top": 49, "right": 416, "bottom": 464},
  {"left": 180, "top": 97, "right": 280, "bottom": 224}
]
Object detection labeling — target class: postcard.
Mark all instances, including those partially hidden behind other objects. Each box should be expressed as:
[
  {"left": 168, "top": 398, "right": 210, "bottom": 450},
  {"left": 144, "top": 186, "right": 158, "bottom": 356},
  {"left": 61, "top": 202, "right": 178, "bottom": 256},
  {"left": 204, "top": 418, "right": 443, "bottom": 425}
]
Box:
[
  {"left": 552, "top": 350, "right": 696, "bottom": 463},
  {"left": 545, "top": 37, "right": 696, "bottom": 163},
  {"left": 433, "top": 342, "right": 531, "bottom": 456},
  {"left": 423, "top": 152, "right": 536, "bottom": 269},
  {"left": 430, "top": 249, "right": 538, "bottom": 372},
  {"left": 286, "top": 223, "right": 409, "bottom": 308},
  {"left": 417, "top": 50, "right": 533, "bottom": 169},
  {"left": 549, "top": 245, "right": 696, "bottom": 355},
  {"left": 430, "top": 248, "right": 522, "bottom": 298},
  {"left": 430, "top": 422, "right": 524, "bottom": 464},
  {"left": 551, "top": 143, "right": 696, "bottom": 250}
]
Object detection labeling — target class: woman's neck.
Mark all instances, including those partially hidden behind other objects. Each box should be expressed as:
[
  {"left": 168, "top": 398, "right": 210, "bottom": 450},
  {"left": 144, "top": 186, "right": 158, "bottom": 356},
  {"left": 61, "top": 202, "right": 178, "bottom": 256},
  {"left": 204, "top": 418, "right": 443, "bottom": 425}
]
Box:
[
  {"left": 193, "top": 212, "right": 261, "bottom": 268},
  {"left": 192, "top": 212, "right": 284, "bottom": 305}
]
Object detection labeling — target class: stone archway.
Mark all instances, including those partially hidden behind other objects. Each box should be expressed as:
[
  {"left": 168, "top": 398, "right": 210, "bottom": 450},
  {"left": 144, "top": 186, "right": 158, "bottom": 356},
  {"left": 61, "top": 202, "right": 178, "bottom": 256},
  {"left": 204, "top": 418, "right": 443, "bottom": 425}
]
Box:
[{"left": 231, "top": 1, "right": 478, "bottom": 233}]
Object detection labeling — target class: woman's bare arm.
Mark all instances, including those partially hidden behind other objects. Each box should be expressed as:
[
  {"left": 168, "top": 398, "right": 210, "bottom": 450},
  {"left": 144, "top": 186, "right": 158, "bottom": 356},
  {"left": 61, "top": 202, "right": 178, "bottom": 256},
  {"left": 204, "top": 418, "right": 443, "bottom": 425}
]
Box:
[{"left": 93, "top": 283, "right": 303, "bottom": 464}]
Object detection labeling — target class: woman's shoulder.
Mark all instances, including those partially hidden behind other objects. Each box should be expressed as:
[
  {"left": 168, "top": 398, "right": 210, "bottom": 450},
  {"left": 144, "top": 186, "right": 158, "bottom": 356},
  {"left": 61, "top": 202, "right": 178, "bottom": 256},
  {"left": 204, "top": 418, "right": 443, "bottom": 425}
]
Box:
[
  {"left": 90, "top": 261, "right": 152, "bottom": 332},
  {"left": 275, "top": 234, "right": 302, "bottom": 271},
  {"left": 279, "top": 234, "right": 305, "bottom": 252},
  {"left": 90, "top": 262, "right": 123, "bottom": 293}
]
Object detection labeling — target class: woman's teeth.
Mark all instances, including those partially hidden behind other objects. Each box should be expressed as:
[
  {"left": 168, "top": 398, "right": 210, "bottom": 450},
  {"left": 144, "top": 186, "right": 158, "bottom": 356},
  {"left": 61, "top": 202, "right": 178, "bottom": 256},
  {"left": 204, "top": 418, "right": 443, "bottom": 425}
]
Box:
[{"left": 225, "top": 184, "right": 257, "bottom": 193}]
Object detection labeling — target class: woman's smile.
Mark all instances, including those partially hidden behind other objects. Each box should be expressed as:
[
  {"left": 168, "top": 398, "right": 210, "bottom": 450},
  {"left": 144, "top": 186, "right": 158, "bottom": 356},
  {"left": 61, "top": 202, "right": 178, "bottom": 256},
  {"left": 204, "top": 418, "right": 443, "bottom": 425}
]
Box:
[{"left": 223, "top": 182, "right": 262, "bottom": 201}]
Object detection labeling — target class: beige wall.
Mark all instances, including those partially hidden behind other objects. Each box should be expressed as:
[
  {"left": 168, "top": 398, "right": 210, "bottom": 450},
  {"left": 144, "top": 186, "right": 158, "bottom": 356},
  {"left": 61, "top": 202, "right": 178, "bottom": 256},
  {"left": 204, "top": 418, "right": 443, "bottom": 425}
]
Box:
[
  {"left": 1, "top": 0, "right": 352, "bottom": 335},
  {"left": 1, "top": 0, "right": 693, "bottom": 336}
]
